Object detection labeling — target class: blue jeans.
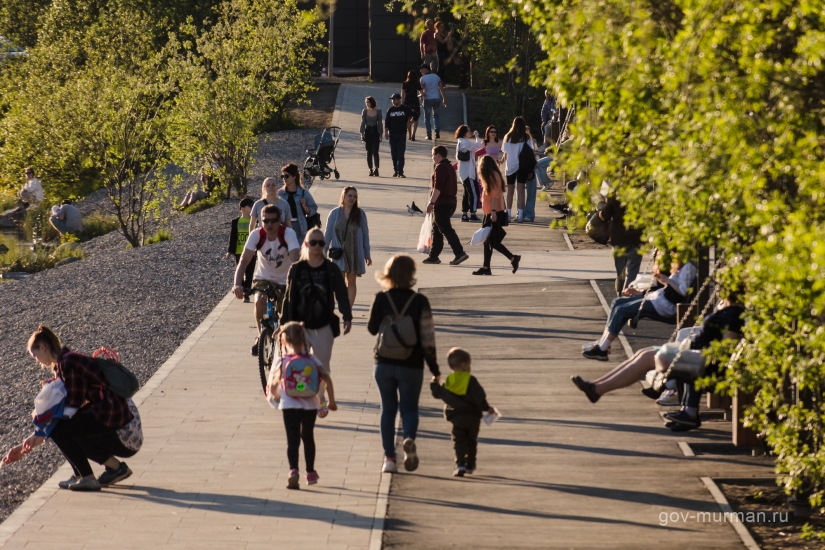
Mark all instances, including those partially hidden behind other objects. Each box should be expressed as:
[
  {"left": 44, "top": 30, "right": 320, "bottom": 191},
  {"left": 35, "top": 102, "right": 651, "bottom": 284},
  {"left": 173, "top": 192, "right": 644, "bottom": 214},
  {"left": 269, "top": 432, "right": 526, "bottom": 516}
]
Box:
[
  {"left": 374, "top": 363, "right": 424, "bottom": 459},
  {"left": 606, "top": 296, "right": 660, "bottom": 336},
  {"left": 523, "top": 176, "right": 537, "bottom": 221},
  {"left": 423, "top": 98, "right": 440, "bottom": 137},
  {"left": 389, "top": 134, "right": 406, "bottom": 174}
]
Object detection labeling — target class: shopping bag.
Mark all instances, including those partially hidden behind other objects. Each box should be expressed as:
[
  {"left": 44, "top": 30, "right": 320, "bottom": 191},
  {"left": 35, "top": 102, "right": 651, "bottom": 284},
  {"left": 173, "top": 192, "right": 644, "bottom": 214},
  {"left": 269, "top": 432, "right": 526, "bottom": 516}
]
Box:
[
  {"left": 417, "top": 212, "right": 434, "bottom": 254},
  {"left": 470, "top": 226, "right": 491, "bottom": 246}
]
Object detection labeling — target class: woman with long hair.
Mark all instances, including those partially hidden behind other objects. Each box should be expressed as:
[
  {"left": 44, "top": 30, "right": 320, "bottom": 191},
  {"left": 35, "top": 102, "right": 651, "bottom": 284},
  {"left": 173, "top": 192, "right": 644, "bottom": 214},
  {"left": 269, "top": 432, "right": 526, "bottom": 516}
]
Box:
[
  {"left": 277, "top": 163, "right": 318, "bottom": 244},
  {"left": 324, "top": 186, "right": 372, "bottom": 307},
  {"left": 249, "top": 177, "right": 292, "bottom": 232},
  {"left": 433, "top": 21, "right": 453, "bottom": 80},
  {"left": 454, "top": 124, "right": 484, "bottom": 222},
  {"left": 499, "top": 116, "right": 535, "bottom": 223},
  {"left": 360, "top": 96, "right": 383, "bottom": 177},
  {"left": 368, "top": 254, "right": 440, "bottom": 473},
  {"left": 474, "top": 155, "right": 520, "bottom": 275},
  {"left": 400, "top": 70, "right": 422, "bottom": 141},
  {"left": 482, "top": 125, "right": 502, "bottom": 160}
]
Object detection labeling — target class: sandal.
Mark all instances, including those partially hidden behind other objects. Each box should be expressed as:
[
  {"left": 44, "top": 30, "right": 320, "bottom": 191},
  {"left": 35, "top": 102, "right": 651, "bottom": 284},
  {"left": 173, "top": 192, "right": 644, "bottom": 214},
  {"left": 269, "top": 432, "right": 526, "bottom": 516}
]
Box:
[{"left": 317, "top": 402, "right": 329, "bottom": 418}]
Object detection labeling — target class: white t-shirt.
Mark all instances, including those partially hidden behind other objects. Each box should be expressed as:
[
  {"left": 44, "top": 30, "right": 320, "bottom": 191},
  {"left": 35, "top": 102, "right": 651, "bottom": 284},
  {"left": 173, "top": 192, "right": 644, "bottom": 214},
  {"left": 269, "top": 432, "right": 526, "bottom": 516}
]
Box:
[
  {"left": 251, "top": 198, "right": 290, "bottom": 228},
  {"left": 420, "top": 73, "right": 442, "bottom": 100},
  {"left": 267, "top": 355, "right": 323, "bottom": 410},
  {"left": 649, "top": 263, "right": 698, "bottom": 317},
  {"left": 244, "top": 226, "right": 300, "bottom": 285},
  {"left": 501, "top": 139, "right": 533, "bottom": 176},
  {"left": 456, "top": 137, "right": 484, "bottom": 181},
  {"left": 22, "top": 177, "right": 44, "bottom": 202}
]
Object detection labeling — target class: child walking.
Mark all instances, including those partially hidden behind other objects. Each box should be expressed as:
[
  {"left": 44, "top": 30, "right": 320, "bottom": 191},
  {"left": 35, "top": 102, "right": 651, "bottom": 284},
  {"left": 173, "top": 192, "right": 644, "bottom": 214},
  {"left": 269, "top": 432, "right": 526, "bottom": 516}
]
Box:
[
  {"left": 226, "top": 197, "right": 256, "bottom": 301},
  {"left": 266, "top": 322, "right": 337, "bottom": 489},
  {"left": 430, "top": 348, "right": 495, "bottom": 477}
]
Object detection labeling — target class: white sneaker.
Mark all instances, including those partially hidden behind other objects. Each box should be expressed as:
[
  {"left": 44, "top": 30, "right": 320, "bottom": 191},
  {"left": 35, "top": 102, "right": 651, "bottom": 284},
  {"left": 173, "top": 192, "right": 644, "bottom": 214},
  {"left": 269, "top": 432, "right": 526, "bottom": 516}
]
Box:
[
  {"left": 656, "top": 389, "right": 680, "bottom": 406},
  {"left": 382, "top": 459, "right": 397, "bottom": 473}
]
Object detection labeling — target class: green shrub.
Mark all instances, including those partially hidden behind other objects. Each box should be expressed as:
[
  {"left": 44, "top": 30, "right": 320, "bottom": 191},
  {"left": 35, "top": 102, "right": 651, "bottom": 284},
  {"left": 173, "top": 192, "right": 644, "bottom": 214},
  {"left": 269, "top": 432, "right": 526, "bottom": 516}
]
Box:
[
  {"left": 0, "top": 233, "right": 83, "bottom": 274},
  {"left": 145, "top": 229, "right": 172, "bottom": 245},
  {"left": 23, "top": 204, "right": 59, "bottom": 242},
  {"left": 60, "top": 232, "right": 80, "bottom": 244},
  {"left": 182, "top": 193, "right": 223, "bottom": 215},
  {"left": 78, "top": 212, "right": 119, "bottom": 241}
]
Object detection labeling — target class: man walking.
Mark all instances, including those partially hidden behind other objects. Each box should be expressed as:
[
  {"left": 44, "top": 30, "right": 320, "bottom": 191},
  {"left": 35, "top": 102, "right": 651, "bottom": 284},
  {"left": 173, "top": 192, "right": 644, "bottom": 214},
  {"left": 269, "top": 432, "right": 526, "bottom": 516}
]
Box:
[
  {"left": 419, "top": 19, "right": 438, "bottom": 73},
  {"left": 599, "top": 196, "right": 643, "bottom": 296},
  {"left": 384, "top": 93, "right": 414, "bottom": 178},
  {"left": 420, "top": 64, "right": 447, "bottom": 140},
  {"left": 424, "top": 146, "right": 468, "bottom": 266},
  {"left": 539, "top": 90, "right": 557, "bottom": 152}
]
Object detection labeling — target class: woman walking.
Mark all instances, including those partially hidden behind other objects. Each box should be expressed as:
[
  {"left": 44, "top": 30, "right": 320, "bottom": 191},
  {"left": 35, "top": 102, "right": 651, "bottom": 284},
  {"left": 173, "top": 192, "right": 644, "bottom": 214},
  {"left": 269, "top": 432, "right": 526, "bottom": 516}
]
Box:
[
  {"left": 250, "top": 177, "right": 292, "bottom": 232},
  {"left": 455, "top": 125, "right": 484, "bottom": 222},
  {"left": 500, "top": 116, "right": 535, "bottom": 223},
  {"left": 400, "top": 71, "right": 422, "bottom": 141},
  {"left": 474, "top": 155, "right": 520, "bottom": 276},
  {"left": 324, "top": 186, "right": 372, "bottom": 307},
  {"left": 360, "top": 96, "right": 383, "bottom": 177},
  {"left": 2, "top": 326, "right": 142, "bottom": 491},
  {"left": 277, "top": 163, "right": 318, "bottom": 244},
  {"left": 434, "top": 21, "right": 453, "bottom": 80},
  {"left": 368, "top": 254, "right": 440, "bottom": 473},
  {"left": 281, "top": 228, "right": 353, "bottom": 417}
]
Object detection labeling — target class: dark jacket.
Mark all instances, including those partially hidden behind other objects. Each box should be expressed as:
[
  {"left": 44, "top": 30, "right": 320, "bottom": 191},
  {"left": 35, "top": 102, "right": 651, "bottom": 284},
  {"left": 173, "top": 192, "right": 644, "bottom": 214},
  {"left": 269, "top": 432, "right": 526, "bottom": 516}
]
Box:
[
  {"left": 600, "top": 197, "right": 642, "bottom": 249},
  {"left": 690, "top": 305, "right": 745, "bottom": 351},
  {"left": 367, "top": 289, "right": 440, "bottom": 376},
  {"left": 432, "top": 159, "right": 457, "bottom": 205},
  {"left": 227, "top": 216, "right": 252, "bottom": 255},
  {"left": 281, "top": 259, "right": 353, "bottom": 329},
  {"left": 385, "top": 105, "right": 414, "bottom": 135},
  {"left": 431, "top": 373, "right": 490, "bottom": 420}
]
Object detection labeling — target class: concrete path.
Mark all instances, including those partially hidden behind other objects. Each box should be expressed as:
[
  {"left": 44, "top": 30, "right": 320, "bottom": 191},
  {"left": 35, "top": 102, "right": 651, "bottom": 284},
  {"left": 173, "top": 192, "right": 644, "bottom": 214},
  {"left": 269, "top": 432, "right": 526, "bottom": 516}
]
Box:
[{"left": 0, "top": 82, "right": 768, "bottom": 550}]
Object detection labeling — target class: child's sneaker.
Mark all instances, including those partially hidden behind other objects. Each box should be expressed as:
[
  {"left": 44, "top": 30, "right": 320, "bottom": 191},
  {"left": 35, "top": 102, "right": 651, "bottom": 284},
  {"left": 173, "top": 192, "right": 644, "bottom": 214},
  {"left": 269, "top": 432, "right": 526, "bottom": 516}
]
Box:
[
  {"left": 402, "top": 438, "right": 419, "bottom": 472},
  {"left": 306, "top": 471, "right": 319, "bottom": 485},
  {"left": 317, "top": 401, "right": 329, "bottom": 418},
  {"left": 286, "top": 469, "right": 300, "bottom": 490},
  {"left": 382, "top": 458, "right": 397, "bottom": 473},
  {"left": 453, "top": 465, "right": 467, "bottom": 477}
]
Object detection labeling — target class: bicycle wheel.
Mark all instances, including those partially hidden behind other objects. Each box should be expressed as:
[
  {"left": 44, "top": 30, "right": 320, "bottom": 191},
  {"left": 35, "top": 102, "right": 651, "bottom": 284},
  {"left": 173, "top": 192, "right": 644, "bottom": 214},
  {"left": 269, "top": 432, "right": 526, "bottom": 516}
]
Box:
[{"left": 258, "top": 327, "right": 276, "bottom": 394}]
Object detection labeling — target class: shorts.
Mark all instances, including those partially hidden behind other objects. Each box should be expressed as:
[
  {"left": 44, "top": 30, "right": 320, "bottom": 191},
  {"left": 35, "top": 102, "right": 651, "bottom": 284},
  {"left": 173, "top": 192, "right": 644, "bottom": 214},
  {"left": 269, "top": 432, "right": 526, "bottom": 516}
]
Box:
[{"left": 252, "top": 279, "right": 285, "bottom": 312}]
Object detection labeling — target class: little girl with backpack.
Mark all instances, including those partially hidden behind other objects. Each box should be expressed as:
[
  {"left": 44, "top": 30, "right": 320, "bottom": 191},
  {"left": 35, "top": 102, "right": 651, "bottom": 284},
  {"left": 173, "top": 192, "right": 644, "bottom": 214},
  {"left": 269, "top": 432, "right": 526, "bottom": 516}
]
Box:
[{"left": 266, "top": 321, "right": 337, "bottom": 489}]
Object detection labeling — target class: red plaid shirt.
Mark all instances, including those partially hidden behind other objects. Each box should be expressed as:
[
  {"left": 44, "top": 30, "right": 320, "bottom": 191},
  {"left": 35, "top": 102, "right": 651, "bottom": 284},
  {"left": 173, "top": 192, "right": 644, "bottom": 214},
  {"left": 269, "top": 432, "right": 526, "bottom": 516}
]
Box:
[{"left": 56, "top": 347, "right": 133, "bottom": 429}]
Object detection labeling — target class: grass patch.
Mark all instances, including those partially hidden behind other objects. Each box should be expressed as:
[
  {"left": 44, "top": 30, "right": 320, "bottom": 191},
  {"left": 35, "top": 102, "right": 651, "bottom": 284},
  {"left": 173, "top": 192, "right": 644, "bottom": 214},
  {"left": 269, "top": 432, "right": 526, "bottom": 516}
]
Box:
[
  {"left": 0, "top": 233, "right": 83, "bottom": 274},
  {"left": 145, "top": 229, "right": 172, "bottom": 245},
  {"left": 77, "top": 212, "right": 120, "bottom": 241},
  {"left": 182, "top": 193, "right": 223, "bottom": 215},
  {"left": 23, "top": 204, "right": 59, "bottom": 242},
  {"left": 0, "top": 192, "right": 17, "bottom": 212}
]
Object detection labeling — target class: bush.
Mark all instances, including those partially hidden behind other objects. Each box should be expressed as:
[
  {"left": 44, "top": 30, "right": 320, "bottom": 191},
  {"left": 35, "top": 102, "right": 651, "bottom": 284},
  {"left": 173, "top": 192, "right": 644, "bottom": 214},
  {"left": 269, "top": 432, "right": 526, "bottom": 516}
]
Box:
[
  {"left": 23, "top": 204, "right": 59, "bottom": 242},
  {"left": 145, "top": 229, "right": 172, "bottom": 245},
  {"left": 0, "top": 233, "right": 83, "bottom": 274},
  {"left": 60, "top": 232, "right": 80, "bottom": 244},
  {"left": 182, "top": 194, "right": 223, "bottom": 215},
  {"left": 77, "top": 212, "right": 119, "bottom": 241}
]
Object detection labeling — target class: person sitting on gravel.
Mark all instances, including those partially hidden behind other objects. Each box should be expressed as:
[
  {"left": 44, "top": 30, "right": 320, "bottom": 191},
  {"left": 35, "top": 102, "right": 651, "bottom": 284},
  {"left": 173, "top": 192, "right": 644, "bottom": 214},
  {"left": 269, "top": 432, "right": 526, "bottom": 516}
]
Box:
[
  {"left": 18, "top": 167, "right": 44, "bottom": 207},
  {"left": 2, "top": 326, "right": 142, "bottom": 491},
  {"left": 581, "top": 257, "right": 697, "bottom": 361},
  {"left": 233, "top": 204, "right": 301, "bottom": 355},
  {"left": 249, "top": 177, "right": 292, "bottom": 233},
  {"left": 49, "top": 199, "right": 83, "bottom": 236},
  {"left": 570, "top": 294, "right": 744, "bottom": 433}
]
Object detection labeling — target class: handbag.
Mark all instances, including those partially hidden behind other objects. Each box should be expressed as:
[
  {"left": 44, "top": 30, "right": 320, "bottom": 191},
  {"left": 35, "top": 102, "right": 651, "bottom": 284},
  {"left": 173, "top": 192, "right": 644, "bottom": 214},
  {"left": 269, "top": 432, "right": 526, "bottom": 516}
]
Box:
[
  {"left": 470, "top": 226, "right": 491, "bottom": 246},
  {"left": 330, "top": 313, "right": 341, "bottom": 338},
  {"left": 457, "top": 148, "right": 470, "bottom": 161},
  {"left": 328, "top": 210, "right": 351, "bottom": 261},
  {"left": 585, "top": 211, "right": 610, "bottom": 245}
]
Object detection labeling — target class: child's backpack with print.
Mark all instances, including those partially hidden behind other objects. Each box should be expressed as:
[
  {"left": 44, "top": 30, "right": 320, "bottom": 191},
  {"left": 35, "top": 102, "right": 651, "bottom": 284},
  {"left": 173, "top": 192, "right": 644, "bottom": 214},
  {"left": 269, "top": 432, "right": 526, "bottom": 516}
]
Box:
[{"left": 280, "top": 353, "right": 320, "bottom": 397}]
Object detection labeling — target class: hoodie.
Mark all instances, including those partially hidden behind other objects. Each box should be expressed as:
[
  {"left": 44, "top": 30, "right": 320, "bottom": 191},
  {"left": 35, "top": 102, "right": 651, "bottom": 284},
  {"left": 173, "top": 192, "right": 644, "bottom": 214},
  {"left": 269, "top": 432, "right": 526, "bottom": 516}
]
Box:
[{"left": 431, "top": 372, "right": 491, "bottom": 420}]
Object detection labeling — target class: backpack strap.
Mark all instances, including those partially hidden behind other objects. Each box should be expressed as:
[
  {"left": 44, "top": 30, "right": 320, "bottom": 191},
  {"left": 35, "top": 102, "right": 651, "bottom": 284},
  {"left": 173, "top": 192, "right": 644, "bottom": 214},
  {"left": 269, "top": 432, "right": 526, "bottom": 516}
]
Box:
[
  {"left": 255, "top": 227, "right": 267, "bottom": 250},
  {"left": 256, "top": 225, "right": 287, "bottom": 251},
  {"left": 277, "top": 224, "right": 287, "bottom": 248},
  {"left": 385, "top": 291, "right": 417, "bottom": 316}
]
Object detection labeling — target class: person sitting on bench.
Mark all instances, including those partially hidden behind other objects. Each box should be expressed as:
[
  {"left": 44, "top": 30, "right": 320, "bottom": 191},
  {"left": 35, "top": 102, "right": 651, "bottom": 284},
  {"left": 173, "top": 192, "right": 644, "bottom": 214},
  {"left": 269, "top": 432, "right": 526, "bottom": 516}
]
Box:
[
  {"left": 571, "top": 294, "right": 743, "bottom": 412},
  {"left": 581, "top": 257, "right": 697, "bottom": 361}
]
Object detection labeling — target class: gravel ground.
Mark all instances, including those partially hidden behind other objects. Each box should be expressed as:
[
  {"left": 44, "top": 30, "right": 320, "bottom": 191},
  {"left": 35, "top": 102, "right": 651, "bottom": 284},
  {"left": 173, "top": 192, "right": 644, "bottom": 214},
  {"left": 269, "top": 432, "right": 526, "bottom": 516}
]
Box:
[{"left": 0, "top": 129, "right": 316, "bottom": 523}]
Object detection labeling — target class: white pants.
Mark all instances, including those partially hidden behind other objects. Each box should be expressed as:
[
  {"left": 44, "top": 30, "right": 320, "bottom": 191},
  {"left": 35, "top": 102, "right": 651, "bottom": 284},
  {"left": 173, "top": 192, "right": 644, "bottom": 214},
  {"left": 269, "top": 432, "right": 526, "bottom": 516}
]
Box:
[{"left": 305, "top": 324, "right": 334, "bottom": 375}]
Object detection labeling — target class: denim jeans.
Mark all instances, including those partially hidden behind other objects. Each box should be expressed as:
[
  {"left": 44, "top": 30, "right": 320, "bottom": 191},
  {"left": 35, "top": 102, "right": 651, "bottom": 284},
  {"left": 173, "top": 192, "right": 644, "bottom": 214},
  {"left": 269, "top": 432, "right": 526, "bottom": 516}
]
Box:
[
  {"left": 606, "top": 296, "right": 660, "bottom": 336},
  {"left": 423, "top": 98, "right": 441, "bottom": 137},
  {"left": 523, "top": 176, "right": 537, "bottom": 221},
  {"left": 613, "top": 247, "right": 643, "bottom": 296},
  {"left": 374, "top": 363, "right": 424, "bottom": 459},
  {"left": 389, "top": 133, "right": 406, "bottom": 174}
]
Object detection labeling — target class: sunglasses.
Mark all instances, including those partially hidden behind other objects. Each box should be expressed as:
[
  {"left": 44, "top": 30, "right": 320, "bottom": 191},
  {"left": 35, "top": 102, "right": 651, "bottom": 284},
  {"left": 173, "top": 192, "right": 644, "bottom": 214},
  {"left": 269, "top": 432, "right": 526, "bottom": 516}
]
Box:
[
  {"left": 263, "top": 218, "right": 279, "bottom": 225},
  {"left": 308, "top": 239, "right": 325, "bottom": 247},
  {"left": 280, "top": 173, "right": 293, "bottom": 179}
]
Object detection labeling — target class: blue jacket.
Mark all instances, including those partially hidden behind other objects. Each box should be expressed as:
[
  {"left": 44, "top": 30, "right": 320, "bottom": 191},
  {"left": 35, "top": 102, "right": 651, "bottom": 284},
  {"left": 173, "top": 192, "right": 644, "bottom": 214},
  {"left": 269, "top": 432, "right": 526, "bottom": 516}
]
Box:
[
  {"left": 277, "top": 187, "right": 318, "bottom": 243},
  {"left": 324, "top": 207, "right": 371, "bottom": 275}
]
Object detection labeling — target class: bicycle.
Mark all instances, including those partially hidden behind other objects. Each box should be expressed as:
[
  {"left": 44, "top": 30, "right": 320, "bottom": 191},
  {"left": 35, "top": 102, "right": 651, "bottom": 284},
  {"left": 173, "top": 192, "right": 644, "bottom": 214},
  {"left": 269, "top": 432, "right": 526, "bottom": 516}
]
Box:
[{"left": 244, "top": 282, "right": 285, "bottom": 394}]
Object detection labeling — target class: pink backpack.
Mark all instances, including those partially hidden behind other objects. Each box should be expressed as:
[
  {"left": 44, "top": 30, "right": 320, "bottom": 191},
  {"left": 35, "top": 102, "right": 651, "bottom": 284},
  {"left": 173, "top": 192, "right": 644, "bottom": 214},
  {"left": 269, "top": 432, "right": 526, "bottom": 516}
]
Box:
[{"left": 280, "top": 353, "right": 320, "bottom": 398}]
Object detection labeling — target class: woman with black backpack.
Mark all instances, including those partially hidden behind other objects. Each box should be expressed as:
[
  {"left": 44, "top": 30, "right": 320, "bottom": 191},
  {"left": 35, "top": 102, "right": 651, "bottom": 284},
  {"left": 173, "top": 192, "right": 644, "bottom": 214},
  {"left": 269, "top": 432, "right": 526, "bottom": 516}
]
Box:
[
  {"left": 368, "top": 254, "right": 440, "bottom": 474},
  {"left": 499, "top": 116, "right": 536, "bottom": 223},
  {"left": 281, "top": 229, "right": 353, "bottom": 417},
  {"left": 2, "top": 326, "right": 142, "bottom": 491}
]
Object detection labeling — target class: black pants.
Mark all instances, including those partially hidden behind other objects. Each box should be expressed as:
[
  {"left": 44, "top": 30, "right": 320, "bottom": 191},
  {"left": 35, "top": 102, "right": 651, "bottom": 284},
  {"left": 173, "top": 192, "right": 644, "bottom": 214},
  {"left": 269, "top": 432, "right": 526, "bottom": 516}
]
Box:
[
  {"left": 461, "top": 178, "right": 478, "bottom": 214},
  {"left": 450, "top": 414, "right": 480, "bottom": 468},
  {"left": 50, "top": 409, "right": 130, "bottom": 477},
  {"left": 365, "top": 131, "right": 380, "bottom": 170},
  {"left": 430, "top": 203, "right": 464, "bottom": 260},
  {"left": 282, "top": 409, "right": 317, "bottom": 472},
  {"left": 483, "top": 212, "right": 513, "bottom": 268},
  {"left": 389, "top": 134, "right": 406, "bottom": 174},
  {"left": 234, "top": 253, "right": 256, "bottom": 288}
]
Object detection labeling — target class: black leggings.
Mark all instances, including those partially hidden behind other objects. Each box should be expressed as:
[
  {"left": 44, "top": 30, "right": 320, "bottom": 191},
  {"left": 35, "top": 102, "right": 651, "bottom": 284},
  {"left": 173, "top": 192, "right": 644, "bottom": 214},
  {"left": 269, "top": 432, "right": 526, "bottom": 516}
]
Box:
[
  {"left": 462, "top": 177, "right": 478, "bottom": 214},
  {"left": 282, "top": 409, "right": 317, "bottom": 471},
  {"left": 483, "top": 212, "right": 513, "bottom": 268},
  {"left": 364, "top": 130, "right": 380, "bottom": 170},
  {"left": 50, "top": 410, "right": 132, "bottom": 477}
]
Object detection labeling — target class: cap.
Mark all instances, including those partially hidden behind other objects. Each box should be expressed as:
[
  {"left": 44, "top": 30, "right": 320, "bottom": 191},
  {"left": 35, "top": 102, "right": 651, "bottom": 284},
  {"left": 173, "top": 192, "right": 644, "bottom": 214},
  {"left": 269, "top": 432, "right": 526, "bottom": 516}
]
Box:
[
  {"left": 239, "top": 197, "right": 255, "bottom": 208},
  {"left": 419, "top": 64, "right": 430, "bottom": 70},
  {"left": 389, "top": 93, "right": 401, "bottom": 99}
]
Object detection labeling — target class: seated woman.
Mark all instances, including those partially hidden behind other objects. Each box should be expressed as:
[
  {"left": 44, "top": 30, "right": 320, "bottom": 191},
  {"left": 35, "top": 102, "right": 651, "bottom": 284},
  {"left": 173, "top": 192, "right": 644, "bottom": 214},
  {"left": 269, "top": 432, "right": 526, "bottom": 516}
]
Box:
[
  {"left": 582, "top": 257, "right": 697, "bottom": 361},
  {"left": 571, "top": 293, "right": 744, "bottom": 420}
]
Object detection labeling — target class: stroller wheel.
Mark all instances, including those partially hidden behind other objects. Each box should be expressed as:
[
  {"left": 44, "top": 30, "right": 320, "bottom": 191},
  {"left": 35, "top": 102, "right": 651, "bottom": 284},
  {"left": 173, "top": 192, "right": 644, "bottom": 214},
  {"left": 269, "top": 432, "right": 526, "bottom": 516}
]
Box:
[
  {"left": 319, "top": 173, "right": 325, "bottom": 180},
  {"left": 334, "top": 170, "right": 340, "bottom": 180}
]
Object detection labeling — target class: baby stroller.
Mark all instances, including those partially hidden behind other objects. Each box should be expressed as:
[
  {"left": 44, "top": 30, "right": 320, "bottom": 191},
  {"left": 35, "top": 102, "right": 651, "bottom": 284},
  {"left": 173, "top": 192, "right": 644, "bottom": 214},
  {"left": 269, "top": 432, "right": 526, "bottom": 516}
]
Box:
[{"left": 303, "top": 127, "right": 341, "bottom": 187}]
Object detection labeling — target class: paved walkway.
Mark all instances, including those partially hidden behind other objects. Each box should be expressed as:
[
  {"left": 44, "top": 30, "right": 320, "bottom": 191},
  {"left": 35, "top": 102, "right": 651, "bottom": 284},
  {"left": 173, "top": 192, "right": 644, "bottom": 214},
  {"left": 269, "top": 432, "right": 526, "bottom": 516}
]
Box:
[{"left": 0, "top": 83, "right": 770, "bottom": 549}]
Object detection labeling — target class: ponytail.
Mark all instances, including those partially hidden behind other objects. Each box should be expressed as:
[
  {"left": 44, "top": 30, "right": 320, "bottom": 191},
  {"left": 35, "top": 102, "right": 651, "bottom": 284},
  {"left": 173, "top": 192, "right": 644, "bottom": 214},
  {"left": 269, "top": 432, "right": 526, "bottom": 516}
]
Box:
[{"left": 27, "top": 325, "right": 62, "bottom": 357}]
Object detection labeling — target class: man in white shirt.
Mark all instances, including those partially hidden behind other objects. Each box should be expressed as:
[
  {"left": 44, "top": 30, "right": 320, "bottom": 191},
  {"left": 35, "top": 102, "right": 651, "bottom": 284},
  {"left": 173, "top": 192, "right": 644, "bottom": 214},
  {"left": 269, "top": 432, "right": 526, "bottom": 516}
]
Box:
[
  {"left": 18, "top": 168, "right": 44, "bottom": 207},
  {"left": 233, "top": 204, "right": 301, "bottom": 355},
  {"left": 419, "top": 65, "right": 447, "bottom": 140}
]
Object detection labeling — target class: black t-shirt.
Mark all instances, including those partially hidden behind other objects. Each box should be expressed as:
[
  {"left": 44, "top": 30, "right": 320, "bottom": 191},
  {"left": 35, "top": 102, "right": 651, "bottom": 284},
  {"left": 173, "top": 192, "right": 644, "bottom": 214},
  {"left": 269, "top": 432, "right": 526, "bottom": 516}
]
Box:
[
  {"left": 690, "top": 305, "right": 745, "bottom": 350},
  {"left": 287, "top": 191, "right": 298, "bottom": 220},
  {"left": 385, "top": 105, "right": 414, "bottom": 135},
  {"left": 402, "top": 81, "right": 421, "bottom": 107},
  {"left": 293, "top": 263, "right": 331, "bottom": 329}
]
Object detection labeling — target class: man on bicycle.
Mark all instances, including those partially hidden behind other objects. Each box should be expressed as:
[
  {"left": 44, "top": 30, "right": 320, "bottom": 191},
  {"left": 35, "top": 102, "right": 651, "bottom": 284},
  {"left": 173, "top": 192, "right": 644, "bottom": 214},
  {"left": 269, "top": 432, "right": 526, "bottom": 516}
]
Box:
[{"left": 233, "top": 204, "right": 301, "bottom": 355}]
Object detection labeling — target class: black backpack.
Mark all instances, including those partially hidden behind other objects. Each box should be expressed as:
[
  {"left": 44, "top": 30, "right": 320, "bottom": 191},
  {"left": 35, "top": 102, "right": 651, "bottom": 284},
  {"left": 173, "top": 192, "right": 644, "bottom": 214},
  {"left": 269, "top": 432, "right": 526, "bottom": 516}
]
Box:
[{"left": 517, "top": 141, "right": 537, "bottom": 181}]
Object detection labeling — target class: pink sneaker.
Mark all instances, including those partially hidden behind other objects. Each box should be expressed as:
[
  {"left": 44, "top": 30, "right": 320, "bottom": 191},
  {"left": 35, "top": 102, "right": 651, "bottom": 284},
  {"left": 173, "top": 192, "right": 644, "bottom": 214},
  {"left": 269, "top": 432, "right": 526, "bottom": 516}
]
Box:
[
  {"left": 287, "top": 469, "right": 300, "bottom": 490},
  {"left": 306, "top": 471, "right": 319, "bottom": 485}
]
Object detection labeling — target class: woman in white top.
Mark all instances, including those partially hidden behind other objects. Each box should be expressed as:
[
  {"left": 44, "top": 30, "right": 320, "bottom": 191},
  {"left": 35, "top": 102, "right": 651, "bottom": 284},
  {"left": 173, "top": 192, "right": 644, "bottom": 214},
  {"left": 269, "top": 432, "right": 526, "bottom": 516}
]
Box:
[
  {"left": 19, "top": 168, "right": 44, "bottom": 206},
  {"left": 454, "top": 125, "right": 485, "bottom": 222},
  {"left": 499, "top": 116, "right": 535, "bottom": 223}
]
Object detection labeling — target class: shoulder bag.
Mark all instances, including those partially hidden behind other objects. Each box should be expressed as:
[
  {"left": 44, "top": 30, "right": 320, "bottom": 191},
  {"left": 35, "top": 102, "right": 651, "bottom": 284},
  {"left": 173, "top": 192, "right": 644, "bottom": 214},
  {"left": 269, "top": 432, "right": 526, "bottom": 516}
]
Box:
[{"left": 328, "top": 210, "right": 351, "bottom": 261}]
